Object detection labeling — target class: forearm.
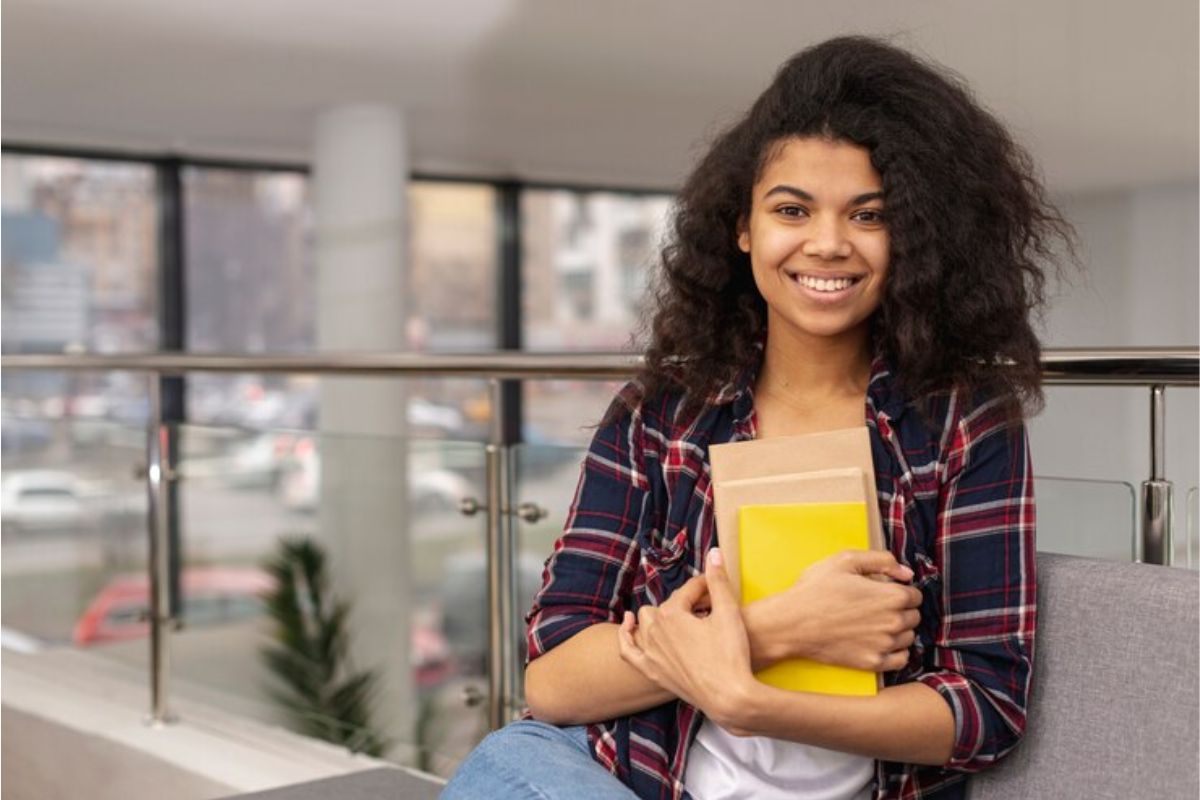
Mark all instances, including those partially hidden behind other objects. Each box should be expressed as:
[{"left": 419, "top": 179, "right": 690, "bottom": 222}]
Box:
[
  {"left": 718, "top": 680, "right": 956, "bottom": 766},
  {"left": 524, "top": 623, "right": 676, "bottom": 725}
]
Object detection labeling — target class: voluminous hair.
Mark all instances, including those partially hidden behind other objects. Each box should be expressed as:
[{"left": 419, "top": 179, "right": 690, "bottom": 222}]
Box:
[{"left": 630, "top": 35, "right": 1074, "bottom": 421}]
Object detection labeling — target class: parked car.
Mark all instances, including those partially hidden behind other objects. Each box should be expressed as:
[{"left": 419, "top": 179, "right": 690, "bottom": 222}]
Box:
[
  {"left": 2, "top": 470, "right": 88, "bottom": 536},
  {"left": 277, "top": 437, "right": 474, "bottom": 516},
  {"left": 73, "top": 567, "right": 454, "bottom": 688},
  {"left": 73, "top": 567, "right": 273, "bottom": 646},
  {"left": 1, "top": 470, "right": 142, "bottom": 537}
]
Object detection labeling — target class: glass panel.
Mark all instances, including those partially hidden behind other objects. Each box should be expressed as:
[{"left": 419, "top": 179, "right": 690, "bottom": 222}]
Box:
[
  {"left": 0, "top": 412, "right": 148, "bottom": 679},
  {"left": 1034, "top": 476, "right": 1137, "bottom": 561},
  {"left": 408, "top": 181, "right": 498, "bottom": 352},
  {"left": 2, "top": 153, "right": 158, "bottom": 355},
  {"left": 1185, "top": 486, "right": 1198, "bottom": 570},
  {"left": 183, "top": 167, "right": 313, "bottom": 355},
  {"left": 165, "top": 424, "right": 489, "bottom": 776},
  {"left": 522, "top": 189, "right": 672, "bottom": 351},
  {"left": 182, "top": 167, "right": 316, "bottom": 431},
  {"left": 521, "top": 189, "right": 671, "bottom": 447}
]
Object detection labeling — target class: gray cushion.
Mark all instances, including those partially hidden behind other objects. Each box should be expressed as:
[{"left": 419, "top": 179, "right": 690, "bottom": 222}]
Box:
[{"left": 969, "top": 553, "right": 1199, "bottom": 799}]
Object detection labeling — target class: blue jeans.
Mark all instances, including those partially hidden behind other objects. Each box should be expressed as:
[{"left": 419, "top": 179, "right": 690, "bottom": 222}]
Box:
[{"left": 442, "top": 719, "right": 640, "bottom": 799}]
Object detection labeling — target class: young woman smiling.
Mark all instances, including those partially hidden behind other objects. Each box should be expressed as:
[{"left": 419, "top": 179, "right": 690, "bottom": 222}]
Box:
[{"left": 444, "top": 35, "right": 1073, "bottom": 800}]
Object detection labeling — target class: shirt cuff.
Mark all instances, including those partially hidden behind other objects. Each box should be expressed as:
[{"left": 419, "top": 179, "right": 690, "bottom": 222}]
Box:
[{"left": 916, "top": 670, "right": 986, "bottom": 771}]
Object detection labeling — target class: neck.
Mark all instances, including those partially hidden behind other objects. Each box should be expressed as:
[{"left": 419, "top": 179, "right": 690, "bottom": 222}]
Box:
[{"left": 756, "top": 314, "right": 874, "bottom": 402}]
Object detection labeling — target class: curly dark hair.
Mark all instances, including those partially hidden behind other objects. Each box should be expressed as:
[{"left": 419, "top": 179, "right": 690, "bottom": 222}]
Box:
[{"left": 629, "top": 35, "right": 1074, "bottom": 421}]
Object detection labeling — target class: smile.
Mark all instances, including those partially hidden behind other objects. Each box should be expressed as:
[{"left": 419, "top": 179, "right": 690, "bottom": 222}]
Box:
[{"left": 786, "top": 273, "right": 864, "bottom": 293}]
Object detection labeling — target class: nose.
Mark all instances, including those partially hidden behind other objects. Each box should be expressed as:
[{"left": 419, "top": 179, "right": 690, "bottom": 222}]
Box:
[{"left": 801, "top": 216, "right": 852, "bottom": 260}]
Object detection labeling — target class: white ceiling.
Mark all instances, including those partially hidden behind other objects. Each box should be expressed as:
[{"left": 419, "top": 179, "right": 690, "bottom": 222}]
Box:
[{"left": 3, "top": 0, "right": 1197, "bottom": 193}]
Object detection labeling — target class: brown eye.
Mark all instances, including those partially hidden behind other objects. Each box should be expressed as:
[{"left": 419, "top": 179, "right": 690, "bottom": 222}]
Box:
[
  {"left": 777, "top": 205, "right": 806, "bottom": 218},
  {"left": 853, "top": 209, "right": 886, "bottom": 224}
]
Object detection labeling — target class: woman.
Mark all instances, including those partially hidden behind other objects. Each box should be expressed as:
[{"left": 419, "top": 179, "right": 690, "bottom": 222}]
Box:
[{"left": 444, "top": 35, "right": 1072, "bottom": 800}]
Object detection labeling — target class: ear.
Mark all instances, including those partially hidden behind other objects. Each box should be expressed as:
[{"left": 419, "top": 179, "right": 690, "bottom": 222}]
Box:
[{"left": 736, "top": 217, "right": 750, "bottom": 254}]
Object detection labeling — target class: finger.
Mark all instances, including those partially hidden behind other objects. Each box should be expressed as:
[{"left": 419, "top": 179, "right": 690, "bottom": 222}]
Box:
[
  {"left": 666, "top": 574, "right": 709, "bottom": 612},
  {"left": 882, "top": 649, "right": 909, "bottom": 672},
  {"left": 839, "top": 549, "right": 913, "bottom": 580},
  {"left": 900, "top": 608, "right": 921, "bottom": 630},
  {"left": 892, "top": 628, "right": 916, "bottom": 650},
  {"left": 618, "top": 611, "right": 645, "bottom": 665},
  {"left": 703, "top": 548, "right": 739, "bottom": 613}
]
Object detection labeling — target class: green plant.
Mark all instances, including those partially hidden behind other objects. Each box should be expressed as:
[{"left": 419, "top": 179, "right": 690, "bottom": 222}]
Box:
[{"left": 260, "top": 537, "right": 390, "bottom": 756}]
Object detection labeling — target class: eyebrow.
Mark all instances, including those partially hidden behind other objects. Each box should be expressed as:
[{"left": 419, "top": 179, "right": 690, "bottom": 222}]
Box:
[{"left": 762, "top": 185, "right": 884, "bottom": 205}]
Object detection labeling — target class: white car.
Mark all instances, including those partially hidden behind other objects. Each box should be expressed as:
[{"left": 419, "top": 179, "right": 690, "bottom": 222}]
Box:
[
  {"left": 277, "top": 437, "right": 473, "bottom": 516},
  {"left": 1, "top": 470, "right": 143, "bottom": 537},
  {"left": 1, "top": 471, "right": 88, "bottom": 536}
]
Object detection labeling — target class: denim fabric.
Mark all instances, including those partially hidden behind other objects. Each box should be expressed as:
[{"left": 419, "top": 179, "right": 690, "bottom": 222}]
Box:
[{"left": 442, "top": 720, "right": 640, "bottom": 800}]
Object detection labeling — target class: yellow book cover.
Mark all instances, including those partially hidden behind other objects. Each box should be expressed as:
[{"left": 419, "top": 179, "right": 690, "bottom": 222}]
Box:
[{"left": 739, "top": 502, "right": 878, "bottom": 697}]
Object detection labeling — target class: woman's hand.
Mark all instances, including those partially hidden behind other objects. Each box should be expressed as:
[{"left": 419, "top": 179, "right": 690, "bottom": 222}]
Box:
[
  {"left": 618, "top": 548, "right": 756, "bottom": 729},
  {"left": 743, "top": 549, "right": 922, "bottom": 673}
]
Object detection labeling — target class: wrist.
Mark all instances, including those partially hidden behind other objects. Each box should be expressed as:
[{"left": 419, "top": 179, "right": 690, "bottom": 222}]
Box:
[
  {"left": 708, "top": 674, "right": 764, "bottom": 736},
  {"left": 743, "top": 600, "right": 812, "bottom": 668},
  {"left": 743, "top": 602, "right": 781, "bottom": 670}
]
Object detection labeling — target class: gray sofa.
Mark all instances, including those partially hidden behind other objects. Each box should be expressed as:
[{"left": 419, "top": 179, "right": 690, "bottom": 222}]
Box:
[
  {"left": 968, "top": 553, "right": 1199, "bottom": 799},
  {"left": 230, "top": 552, "right": 1200, "bottom": 800}
]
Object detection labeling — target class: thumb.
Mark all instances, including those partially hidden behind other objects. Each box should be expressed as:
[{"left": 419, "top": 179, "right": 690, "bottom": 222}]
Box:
[{"left": 704, "top": 548, "right": 739, "bottom": 610}]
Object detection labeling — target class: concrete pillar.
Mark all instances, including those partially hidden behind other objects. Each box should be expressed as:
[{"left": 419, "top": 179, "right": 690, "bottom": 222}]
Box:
[{"left": 312, "top": 105, "right": 414, "bottom": 761}]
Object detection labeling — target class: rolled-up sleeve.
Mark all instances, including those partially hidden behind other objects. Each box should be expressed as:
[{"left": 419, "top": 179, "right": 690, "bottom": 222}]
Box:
[
  {"left": 525, "top": 387, "right": 650, "bottom": 663},
  {"left": 916, "top": 395, "right": 1037, "bottom": 772}
]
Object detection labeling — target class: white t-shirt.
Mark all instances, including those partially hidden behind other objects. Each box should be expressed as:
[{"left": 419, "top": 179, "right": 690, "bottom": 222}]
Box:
[{"left": 684, "top": 719, "right": 874, "bottom": 800}]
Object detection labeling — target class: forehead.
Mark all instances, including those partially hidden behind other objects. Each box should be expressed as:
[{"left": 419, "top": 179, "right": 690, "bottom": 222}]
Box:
[{"left": 755, "top": 137, "right": 881, "bottom": 194}]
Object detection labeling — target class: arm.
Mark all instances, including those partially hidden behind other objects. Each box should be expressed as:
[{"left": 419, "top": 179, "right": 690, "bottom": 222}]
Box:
[
  {"left": 526, "top": 624, "right": 674, "bottom": 725},
  {"left": 523, "top": 388, "right": 673, "bottom": 724},
  {"left": 907, "top": 400, "right": 1037, "bottom": 771}
]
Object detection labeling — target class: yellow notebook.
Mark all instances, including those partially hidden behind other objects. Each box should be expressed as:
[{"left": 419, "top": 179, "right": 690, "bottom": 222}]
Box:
[{"left": 739, "top": 502, "right": 878, "bottom": 697}]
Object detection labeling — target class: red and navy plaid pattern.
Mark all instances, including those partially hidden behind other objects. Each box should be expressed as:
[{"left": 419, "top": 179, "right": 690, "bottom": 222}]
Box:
[{"left": 525, "top": 356, "right": 1036, "bottom": 800}]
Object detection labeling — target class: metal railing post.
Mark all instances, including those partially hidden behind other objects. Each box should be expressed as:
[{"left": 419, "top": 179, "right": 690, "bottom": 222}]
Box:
[
  {"left": 484, "top": 379, "right": 520, "bottom": 731},
  {"left": 144, "top": 375, "right": 177, "bottom": 724},
  {"left": 1140, "top": 385, "right": 1174, "bottom": 565}
]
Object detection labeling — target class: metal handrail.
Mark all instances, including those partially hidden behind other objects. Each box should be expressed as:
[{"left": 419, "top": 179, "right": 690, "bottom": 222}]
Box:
[
  {"left": 1, "top": 347, "right": 1197, "bottom": 731},
  {"left": 1, "top": 346, "right": 1197, "bottom": 384}
]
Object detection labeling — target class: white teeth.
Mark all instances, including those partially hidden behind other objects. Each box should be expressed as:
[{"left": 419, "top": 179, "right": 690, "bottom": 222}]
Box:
[{"left": 794, "top": 274, "right": 856, "bottom": 292}]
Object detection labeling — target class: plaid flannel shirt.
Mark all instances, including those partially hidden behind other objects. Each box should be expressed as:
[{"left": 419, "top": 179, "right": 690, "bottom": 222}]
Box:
[{"left": 525, "top": 356, "right": 1037, "bottom": 800}]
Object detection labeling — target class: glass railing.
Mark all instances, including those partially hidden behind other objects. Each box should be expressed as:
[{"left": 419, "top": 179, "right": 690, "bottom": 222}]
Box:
[
  {"left": 1, "top": 414, "right": 149, "bottom": 684},
  {"left": 1185, "top": 486, "right": 1198, "bottom": 570},
  {"left": 164, "top": 424, "right": 490, "bottom": 777},
  {"left": 1033, "top": 476, "right": 1139, "bottom": 561},
  {"left": 1, "top": 349, "right": 1195, "bottom": 777}
]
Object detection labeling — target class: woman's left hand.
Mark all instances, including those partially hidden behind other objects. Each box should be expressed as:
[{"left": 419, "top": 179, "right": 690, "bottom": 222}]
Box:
[{"left": 618, "top": 547, "right": 757, "bottom": 732}]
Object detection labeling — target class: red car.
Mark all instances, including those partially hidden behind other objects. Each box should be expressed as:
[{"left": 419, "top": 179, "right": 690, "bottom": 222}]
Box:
[
  {"left": 73, "top": 567, "right": 274, "bottom": 646},
  {"left": 73, "top": 567, "right": 455, "bottom": 687}
]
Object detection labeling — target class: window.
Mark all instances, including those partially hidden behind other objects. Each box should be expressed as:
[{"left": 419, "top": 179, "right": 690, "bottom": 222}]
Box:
[{"left": 521, "top": 188, "right": 672, "bottom": 444}]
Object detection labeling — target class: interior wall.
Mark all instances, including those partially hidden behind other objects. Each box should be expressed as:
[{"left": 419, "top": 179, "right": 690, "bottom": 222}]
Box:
[{"left": 1029, "top": 182, "right": 1199, "bottom": 562}]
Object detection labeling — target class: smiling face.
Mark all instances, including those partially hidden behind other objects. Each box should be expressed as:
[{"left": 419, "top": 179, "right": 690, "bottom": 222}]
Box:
[{"left": 739, "top": 136, "right": 890, "bottom": 351}]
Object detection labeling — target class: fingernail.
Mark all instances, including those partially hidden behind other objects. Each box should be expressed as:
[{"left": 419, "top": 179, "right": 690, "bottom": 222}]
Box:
[
  {"left": 899, "top": 565, "right": 914, "bottom": 580},
  {"left": 707, "top": 547, "right": 723, "bottom": 568}
]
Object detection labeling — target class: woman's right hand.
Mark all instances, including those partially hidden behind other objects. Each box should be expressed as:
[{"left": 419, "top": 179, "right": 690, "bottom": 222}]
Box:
[{"left": 742, "top": 550, "right": 923, "bottom": 673}]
